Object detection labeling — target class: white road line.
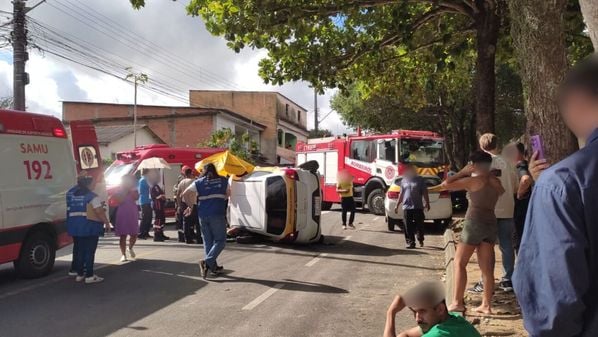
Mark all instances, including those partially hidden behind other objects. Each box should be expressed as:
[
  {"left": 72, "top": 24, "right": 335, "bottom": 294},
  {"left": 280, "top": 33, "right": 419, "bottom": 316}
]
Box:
[
  {"left": 305, "top": 253, "right": 329, "bottom": 267},
  {"left": 242, "top": 284, "right": 285, "bottom": 310},
  {"left": 338, "top": 236, "right": 352, "bottom": 245},
  {"left": 372, "top": 216, "right": 380, "bottom": 221},
  {"left": 321, "top": 211, "right": 331, "bottom": 215}
]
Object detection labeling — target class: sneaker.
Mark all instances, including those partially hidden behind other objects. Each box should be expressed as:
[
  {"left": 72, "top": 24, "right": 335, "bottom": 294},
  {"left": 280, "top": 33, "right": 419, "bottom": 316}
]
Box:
[
  {"left": 419, "top": 240, "right": 424, "bottom": 247},
  {"left": 348, "top": 224, "right": 356, "bottom": 229},
  {"left": 209, "top": 269, "right": 221, "bottom": 277},
  {"left": 215, "top": 264, "right": 224, "bottom": 271},
  {"left": 75, "top": 275, "right": 85, "bottom": 282},
  {"left": 153, "top": 236, "right": 165, "bottom": 242},
  {"left": 342, "top": 226, "right": 347, "bottom": 230},
  {"left": 120, "top": 255, "right": 127, "bottom": 262},
  {"left": 407, "top": 243, "right": 416, "bottom": 249},
  {"left": 68, "top": 271, "right": 78, "bottom": 277},
  {"left": 467, "top": 281, "right": 484, "bottom": 293},
  {"left": 499, "top": 279, "right": 514, "bottom": 292},
  {"left": 199, "top": 260, "right": 208, "bottom": 279},
  {"left": 85, "top": 275, "right": 104, "bottom": 284},
  {"left": 127, "top": 248, "right": 136, "bottom": 259}
]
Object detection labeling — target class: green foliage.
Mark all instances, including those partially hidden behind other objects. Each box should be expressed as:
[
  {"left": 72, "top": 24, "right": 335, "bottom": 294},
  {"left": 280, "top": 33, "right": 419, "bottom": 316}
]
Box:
[
  {"left": 200, "top": 128, "right": 258, "bottom": 163},
  {"left": 0, "top": 96, "right": 13, "bottom": 109}
]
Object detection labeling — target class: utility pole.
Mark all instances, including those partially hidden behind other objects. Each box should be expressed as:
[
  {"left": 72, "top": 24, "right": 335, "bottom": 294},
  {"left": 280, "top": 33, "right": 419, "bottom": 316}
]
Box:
[
  {"left": 125, "top": 68, "right": 148, "bottom": 148},
  {"left": 12, "top": 0, "right": 28, "bottom": 111},
  {"left": 314, "top": 88, "right": 319, "bottom": 133}
]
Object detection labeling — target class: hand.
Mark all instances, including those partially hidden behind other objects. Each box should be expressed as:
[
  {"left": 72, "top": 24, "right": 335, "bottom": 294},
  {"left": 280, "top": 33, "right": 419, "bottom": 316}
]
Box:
[
  {"left": 387, "top": 295, "right": 406, "bottom": 315},
  {"left": 425, "top": 202, "right": 431, "bottom": 212},
  {"left": 459, "top": 164, "right": 475, "bottom": 176},
  {"left": 394, "top": 204, "right": 400, "bottom": 214},
  {"left": 529, "top": 151, "right": 550, "bottom": 181},
  {"left": 183, "top": 207, "right": 192, "bottom": 217},
  {"left": 104, "top": 222, "right": 111, "bottom": 233}
]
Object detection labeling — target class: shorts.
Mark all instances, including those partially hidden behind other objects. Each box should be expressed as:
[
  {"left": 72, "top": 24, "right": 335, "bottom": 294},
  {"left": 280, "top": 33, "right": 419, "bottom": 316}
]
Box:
[{"left": 461, "top": 219, "right": 497, "bottom": 245}]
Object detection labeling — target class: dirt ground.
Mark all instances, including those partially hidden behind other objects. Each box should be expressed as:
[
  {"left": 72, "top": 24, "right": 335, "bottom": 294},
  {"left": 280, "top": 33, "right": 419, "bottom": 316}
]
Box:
[{"left": 452, "top": 224, "right": 527, "bottom": 337}]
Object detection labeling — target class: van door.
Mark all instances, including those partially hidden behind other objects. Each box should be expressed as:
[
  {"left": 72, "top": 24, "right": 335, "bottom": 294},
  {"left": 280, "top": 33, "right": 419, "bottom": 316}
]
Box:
[
  {"left": 69, "top": 120, "right": 107, "bottom": 204},
  {"left": 375, "top": 139, "right": 398, "bottom": 185}
]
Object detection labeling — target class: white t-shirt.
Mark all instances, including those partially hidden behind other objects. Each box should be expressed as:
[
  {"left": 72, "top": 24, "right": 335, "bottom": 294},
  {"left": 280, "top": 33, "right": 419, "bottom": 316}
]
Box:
[{"left": 491, "top": 154, "right": 518, "bottom": 219}]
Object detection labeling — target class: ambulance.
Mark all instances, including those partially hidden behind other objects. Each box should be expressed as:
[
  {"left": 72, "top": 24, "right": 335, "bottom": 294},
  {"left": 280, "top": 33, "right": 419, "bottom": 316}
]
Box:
[{"left": 0, "top": 109, "right": 103, "bottom": 278}]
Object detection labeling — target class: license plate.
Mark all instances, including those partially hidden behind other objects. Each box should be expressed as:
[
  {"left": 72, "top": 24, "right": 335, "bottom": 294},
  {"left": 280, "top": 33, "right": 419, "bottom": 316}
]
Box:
[{"left": 314, "top": 196, "right": 322, "bottom": 216}]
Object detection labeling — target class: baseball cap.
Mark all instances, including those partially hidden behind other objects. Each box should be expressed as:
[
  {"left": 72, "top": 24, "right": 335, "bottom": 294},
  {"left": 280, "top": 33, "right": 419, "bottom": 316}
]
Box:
[
  {"left": 403, "top": 281, "right": 445, "bottom": 308},
  {"left": 181, "top": 165, "right": 192, "bottom": 174}
]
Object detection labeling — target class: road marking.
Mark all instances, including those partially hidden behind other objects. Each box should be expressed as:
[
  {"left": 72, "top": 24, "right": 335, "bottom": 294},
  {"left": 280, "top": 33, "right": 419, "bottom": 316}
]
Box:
[
  {"left": 338, "top": 236, "right": 352, "bottom": 245},
  {"left": 321, "top": 211, "right": 331, "bottom": 215},
  {"left": 142, "top": 269, "right": 203, "bottom": 281},
  {"left": 0, "top": 248, "right": 162, "bottom": 300},
  {"left": 305, "top": 253, "right": 329, "bottom": 267},
  {"left": 242, "top": 284, "right": 285, "bottom": 310},
  {"left": 372, "top": 216, "right": 380, "bottom": 221}
]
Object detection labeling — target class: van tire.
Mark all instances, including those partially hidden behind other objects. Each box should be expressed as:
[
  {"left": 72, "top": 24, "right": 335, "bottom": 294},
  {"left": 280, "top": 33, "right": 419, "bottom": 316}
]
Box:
[
  {"left": 321, "top": 202, "right": 333, "bottom": 211},
  {"left": 14, "top": 231, "right": 56, "bottom": 279},
  {"left": 367, "top": 188, "right": 385, "bottom": 215}
]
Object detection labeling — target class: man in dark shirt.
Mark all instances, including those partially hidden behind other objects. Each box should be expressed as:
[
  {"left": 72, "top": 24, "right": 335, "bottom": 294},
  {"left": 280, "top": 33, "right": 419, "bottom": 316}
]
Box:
[{"left": 513, "top": 55, "right": 598, "bottom": 336}]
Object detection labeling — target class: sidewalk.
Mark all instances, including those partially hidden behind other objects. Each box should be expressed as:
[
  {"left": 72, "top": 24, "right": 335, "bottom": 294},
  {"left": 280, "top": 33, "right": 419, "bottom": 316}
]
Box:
[{"left": 445, "top": 220, "right": 526, "bottom": 337}]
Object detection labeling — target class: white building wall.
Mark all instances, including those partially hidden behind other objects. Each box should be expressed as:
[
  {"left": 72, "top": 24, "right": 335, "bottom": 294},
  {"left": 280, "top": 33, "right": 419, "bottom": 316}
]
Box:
[
  {"left": 215, "top": 115, "right": 237, "bottom": 132},
  {"left": 100, "top": 129, "right": 163, "bottom": 160}
]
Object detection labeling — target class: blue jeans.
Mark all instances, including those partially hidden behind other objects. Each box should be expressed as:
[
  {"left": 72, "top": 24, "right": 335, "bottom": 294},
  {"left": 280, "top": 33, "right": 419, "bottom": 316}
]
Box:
[
  {"left": 199, "top": 215, "right": 227, "bottom": 270},
  {"left": 73, "top": 236, "right": 99, "bottom": 278},
  {"left": 497, "top": 218, "right": 515, "bottom": 281}
]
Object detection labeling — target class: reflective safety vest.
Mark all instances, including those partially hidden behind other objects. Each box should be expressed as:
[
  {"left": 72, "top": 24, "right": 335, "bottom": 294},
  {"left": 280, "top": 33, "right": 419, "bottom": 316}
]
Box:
[
  {"left": 66, "top": 186, "right": 103, "bottom": 237},
  {"left": 195, "top": 176, "right": 228, "bottom": 217}
]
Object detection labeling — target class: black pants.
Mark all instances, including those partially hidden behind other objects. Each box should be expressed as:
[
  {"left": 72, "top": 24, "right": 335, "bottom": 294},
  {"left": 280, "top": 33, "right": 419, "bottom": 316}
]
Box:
[
  {"left": 513, "top": 198, "right": 530, "bottom": 253},
  {"left": 341, "top": 197, "right": 356, "bottom": 226},
  {"left": 404, "top": 209, "right": 425, "bottom": 245},
  {"left": 181, "top": 203, "right": 201, "bottom": 242},
  {"left": 139, "top": 204, "right": 153, "bottom": 236}
]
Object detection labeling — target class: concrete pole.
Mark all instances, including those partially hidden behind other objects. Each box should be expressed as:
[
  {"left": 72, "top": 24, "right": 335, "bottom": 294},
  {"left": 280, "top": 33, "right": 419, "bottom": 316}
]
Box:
[
  {"left": 133, "top": 79, "right": 138, "bottom": 148},
  {"left": 12, "top": 0, "right": 28, "bottom": 111}
]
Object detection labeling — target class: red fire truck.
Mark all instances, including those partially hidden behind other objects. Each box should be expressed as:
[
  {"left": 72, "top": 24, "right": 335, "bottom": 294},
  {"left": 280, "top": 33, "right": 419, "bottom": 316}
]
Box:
[{"left": 296, "top": 130, "right": 446, "bottom": 215}]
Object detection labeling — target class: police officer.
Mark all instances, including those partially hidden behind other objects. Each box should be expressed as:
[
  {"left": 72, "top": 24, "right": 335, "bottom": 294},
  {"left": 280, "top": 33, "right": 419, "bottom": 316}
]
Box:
[
  {"left": 66, "top": 171, "right": 110, "bottom": 284},
  {"left": 182, "top": 163, "right": 229, "bottom": 279}
]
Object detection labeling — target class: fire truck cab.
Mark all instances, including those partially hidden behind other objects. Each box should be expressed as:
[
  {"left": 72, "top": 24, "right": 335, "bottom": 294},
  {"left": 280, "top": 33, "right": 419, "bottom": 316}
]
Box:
[{"left": 296, "top": 130, "right": 445, "bottom": 215}]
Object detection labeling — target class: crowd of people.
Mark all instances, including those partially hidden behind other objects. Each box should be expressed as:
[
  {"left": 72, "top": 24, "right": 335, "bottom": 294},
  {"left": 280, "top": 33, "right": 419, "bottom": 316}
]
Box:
[
  {"left": 385, "top": 55, "right": 598, "bottom": 336},
  {"left": 65, "top": 162, "right": 231, "bottom": 283}
]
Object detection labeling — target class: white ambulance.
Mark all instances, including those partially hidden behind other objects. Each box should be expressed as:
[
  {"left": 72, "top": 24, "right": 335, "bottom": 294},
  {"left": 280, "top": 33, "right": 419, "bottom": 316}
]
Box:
[{"left": 0, "top": 109, "right": 103, "bottom": 278}]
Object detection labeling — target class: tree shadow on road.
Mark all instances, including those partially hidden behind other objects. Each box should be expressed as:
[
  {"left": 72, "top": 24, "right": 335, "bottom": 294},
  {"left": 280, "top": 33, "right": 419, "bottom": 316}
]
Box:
[
  {"left": 0, "top": 259, "right": 206, "bottom": 337},
  {"left": 210, "top": 274, "right": 348, "bottom": 294}
]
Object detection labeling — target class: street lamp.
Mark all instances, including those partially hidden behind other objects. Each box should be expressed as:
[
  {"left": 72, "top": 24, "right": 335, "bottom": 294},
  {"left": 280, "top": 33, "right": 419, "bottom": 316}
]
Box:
[{"left": 125, "top": 67, "right": 148, "bottom": 148}]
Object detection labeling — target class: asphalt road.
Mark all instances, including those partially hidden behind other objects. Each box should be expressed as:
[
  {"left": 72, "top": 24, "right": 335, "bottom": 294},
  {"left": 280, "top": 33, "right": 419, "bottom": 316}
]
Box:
[{"left": 0, "top": 209, "right": 446, "bottom": 337}]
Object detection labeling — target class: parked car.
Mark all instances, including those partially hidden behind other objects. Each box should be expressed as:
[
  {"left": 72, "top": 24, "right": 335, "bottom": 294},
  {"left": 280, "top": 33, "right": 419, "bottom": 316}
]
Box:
[
  {"left": 384, "top": 175, "right": 452, "bottom": 231},
  {"left": 228, "top": 161, "right": 322, "bottom": 244}
]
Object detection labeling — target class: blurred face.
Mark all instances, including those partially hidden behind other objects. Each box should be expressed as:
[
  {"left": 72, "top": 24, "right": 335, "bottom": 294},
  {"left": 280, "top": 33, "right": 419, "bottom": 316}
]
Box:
[
  {"left": 502, "top": 146, "right": 518, "bottom": 164},
  {"left": 403, "top": 166, "right": 416, "bottom": 178},
  {"left": 560, "top": 90, "right": 598, "bottom": 140},
  {"left": 122, "top": 176, "right": 135, "bottom": 189},
  {"left": 409, "top": 304, "right": 444, "bottom": 333},
  {"left": 472, "top": 161, "right": 491, "bottom": 175}
]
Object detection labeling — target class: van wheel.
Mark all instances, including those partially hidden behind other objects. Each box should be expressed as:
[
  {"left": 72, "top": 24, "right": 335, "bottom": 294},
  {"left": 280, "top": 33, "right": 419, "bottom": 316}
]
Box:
[
  {"left": 321, "top": 202, "right": 333, "bottom": 211},
  {"left": 367, "top": 189, "right": 385, "bottom": 215},
  {"left": 14, "top": 231, "right": 56, "bottom": 279}
]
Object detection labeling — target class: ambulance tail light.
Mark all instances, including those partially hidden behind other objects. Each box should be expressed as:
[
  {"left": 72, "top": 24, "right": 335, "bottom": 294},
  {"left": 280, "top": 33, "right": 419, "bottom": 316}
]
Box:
[
  {"left": 53, "top": 127, "right": 67, "bottom": 138},
  {"left": 284, "top": 168, "right": 298, "bottom": 180},
  {"left": 387, "top": 191, "right": 400, "bottom": 200},
  {"left": 439, "top": 190, "right": 450, "bottom": 198}
]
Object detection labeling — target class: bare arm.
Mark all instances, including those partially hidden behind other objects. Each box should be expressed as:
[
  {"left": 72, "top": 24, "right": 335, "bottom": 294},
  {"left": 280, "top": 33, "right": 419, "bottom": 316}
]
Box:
[
  {"left": 384, "top": 295, "right": 423, "bottom": 337},
  {"left": 423, "top": 187, "right": 430, "bottom": 211},
  {"left": 397, "top": 327, "right": 423, "bottom": 337},
  {"left": 394, "top": 189, "right": 404, "bottom": 213},
  {"left": 489, "top": 176, "right": 505, "bottom": 195},
  {"left": 517, "top": 175, "right": 532, "bottom": 199}
]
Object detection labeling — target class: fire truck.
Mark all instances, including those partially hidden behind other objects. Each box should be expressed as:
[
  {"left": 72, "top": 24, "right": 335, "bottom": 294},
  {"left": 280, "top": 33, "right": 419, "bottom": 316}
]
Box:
[{"left": 296, "top": 130, "right": 446, "bottom": 215}]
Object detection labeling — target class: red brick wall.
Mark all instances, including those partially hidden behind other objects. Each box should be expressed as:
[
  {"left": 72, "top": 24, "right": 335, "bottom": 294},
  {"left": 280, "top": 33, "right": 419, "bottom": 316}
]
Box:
[{"left": 63, "top": 102, "right": 215, "bottom": 148}]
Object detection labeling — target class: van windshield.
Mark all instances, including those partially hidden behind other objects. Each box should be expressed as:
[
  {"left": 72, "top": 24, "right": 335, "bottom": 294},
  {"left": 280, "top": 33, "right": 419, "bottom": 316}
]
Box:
[
  {"left": 266, "top": 176, "right": 287, "bottom": 235},
  {"left": 105, "top": 162, "right": 137, "bottom": 186}
]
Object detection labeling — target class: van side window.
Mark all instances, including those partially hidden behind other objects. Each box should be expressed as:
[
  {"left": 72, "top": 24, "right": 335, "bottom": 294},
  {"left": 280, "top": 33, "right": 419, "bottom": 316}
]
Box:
[
  {"left": 351, "top": 140, "right": 373, "bottom": 162},
  {"left": 266, "top": 176, "right": 287, "bottom": 235}
]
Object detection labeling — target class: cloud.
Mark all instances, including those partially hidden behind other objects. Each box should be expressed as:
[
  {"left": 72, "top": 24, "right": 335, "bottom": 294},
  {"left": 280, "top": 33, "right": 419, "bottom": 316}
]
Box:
[{"left": 0, "top": 0, "right": 351, "bottom": 134}]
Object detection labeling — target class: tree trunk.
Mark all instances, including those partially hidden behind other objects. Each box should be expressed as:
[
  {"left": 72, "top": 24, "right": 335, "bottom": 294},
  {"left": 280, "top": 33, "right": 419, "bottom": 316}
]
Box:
[
  {"left": 509, "top": 0, "right": 578, "bottom": 163},
  {"left": 473, "top": 0, "right": 500, "bottom": 137},
  {"left": 580, "top": 0, "right": 598, "bottom": 49}
]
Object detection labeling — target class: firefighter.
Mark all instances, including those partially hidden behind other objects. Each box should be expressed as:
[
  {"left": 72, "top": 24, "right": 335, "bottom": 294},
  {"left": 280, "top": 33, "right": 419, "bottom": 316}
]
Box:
[{"left": 66, "top": 171, "right": 110, "bottom": 284}]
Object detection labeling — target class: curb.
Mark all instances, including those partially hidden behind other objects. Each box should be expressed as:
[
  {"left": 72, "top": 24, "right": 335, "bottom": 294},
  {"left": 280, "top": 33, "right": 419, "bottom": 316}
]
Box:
[{"left": 443, "top": 227, "right": 456, "bottom": 303}]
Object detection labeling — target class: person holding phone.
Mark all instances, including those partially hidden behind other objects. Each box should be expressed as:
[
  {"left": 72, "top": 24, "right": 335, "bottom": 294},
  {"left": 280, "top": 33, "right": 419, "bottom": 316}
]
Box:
[{"left": 513, "top": 55, "right": 598, "bottom": 337}]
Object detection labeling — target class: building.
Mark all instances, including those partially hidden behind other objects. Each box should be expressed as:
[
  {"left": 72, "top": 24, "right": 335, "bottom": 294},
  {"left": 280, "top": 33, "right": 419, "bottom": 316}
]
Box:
[
  {"left": 189, "top": 91, "right": 309, "bottom": 164},
  {"left": 94, "top": 124, "right": 165, "bottom": 161},
  {"left": 62, "top": 101, "right": 265, "bottom": 153}
]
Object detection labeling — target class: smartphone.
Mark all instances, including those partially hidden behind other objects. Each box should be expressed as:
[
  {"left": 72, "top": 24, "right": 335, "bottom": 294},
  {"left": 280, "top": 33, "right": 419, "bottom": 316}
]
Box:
[{"left": 530, "top": 135, "right": 545, "bottom": 160}]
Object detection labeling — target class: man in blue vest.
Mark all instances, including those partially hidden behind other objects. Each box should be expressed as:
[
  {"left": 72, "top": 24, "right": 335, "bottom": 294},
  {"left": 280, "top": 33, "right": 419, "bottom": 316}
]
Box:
[
  {"left": 183, "top": 163, "right": 229, "bottom": 279},
  {"left": 66, "top": 171, "right": 110, "bottom": 284}
]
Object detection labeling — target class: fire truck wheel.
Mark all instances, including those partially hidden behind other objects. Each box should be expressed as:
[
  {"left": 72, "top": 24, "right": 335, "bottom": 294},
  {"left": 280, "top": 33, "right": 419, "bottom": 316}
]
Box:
[
  {"left": 367, "top": 188, "right": 386, "bottom": 215},
  {"left": 14, "top": 230, "right": 56, "bottom": 279},
  {"left": 321, "top": 202, "right": 333, "bottom": 211}
]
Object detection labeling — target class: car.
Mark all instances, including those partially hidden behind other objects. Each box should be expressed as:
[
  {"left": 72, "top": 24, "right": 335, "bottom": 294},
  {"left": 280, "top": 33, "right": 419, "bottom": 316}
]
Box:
[
  {"left": 228, "top": 161, "right": 322, "bottom": 244},
  {"left": 384, "top": 175, "right": 452, "bottom": 231}
]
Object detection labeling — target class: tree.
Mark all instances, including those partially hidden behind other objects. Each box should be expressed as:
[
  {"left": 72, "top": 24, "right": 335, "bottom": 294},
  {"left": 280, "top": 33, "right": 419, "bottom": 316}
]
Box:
[
  {"left": 200, "top": 128, "right": 259, "bottom": 163},
  {"left": 132, "top": 0, "right": 505, "bottom": 136},
  {"left": 308, "top": 129, "right": 333, "bottom": 138},
  {"left": 509, "top": 0, "right": 578, "bottom": 162},
  {"left": 580, "top": 0, "right": 598, "bottom": 49},
  {"left": 0, "top": 96, "right": 14, "bottom": 109}
]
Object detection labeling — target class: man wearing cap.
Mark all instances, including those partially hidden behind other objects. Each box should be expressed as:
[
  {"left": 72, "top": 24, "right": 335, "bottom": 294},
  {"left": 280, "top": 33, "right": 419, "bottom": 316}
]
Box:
[
  {"left": 384, "top": 282, "right": 481, "bottom": 337},
  {"left": 175, "top": 166, "right": 201, "bottom": 244}
]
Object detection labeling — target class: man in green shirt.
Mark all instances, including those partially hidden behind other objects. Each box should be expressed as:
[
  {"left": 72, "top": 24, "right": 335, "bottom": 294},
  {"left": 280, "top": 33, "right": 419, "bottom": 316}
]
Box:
[{"left": 383, "top": 282, "right": 481, "bottom": 337}]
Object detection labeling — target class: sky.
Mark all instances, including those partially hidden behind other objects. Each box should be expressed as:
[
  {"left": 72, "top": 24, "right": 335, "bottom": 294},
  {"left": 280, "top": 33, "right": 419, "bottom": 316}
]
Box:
[{"left": 0, "top": 0, "right": 350, "bottom": 134}]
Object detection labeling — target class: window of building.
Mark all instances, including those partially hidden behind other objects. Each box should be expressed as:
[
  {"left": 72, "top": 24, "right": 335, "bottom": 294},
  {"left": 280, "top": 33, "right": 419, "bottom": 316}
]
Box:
[
  {"left": 277, "top": 129, "right": 284, "bottom": 147},
  {"left": 351, "top": 140, "right": 373, "bottom": 162},
  {"left": 298, "top": 110, "right": 302, "bottom": 123},
  {"left": 284, "top": 132, "right": 297, "bottom": 150},
  {"left": 285, "top": 104, "right": 289, "bottom": 117}
]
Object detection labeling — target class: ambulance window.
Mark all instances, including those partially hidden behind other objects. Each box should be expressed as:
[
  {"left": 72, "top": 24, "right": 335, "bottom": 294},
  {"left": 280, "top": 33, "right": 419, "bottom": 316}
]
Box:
[
  {"left": 265, "top": 176, "right": 287, "bottom": 235},
  {"left": 377, "top": 140, "right": 397, "bottom": 163},
  {"left": 351, "top": 140, "right": 372, "bottom": 162}
]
